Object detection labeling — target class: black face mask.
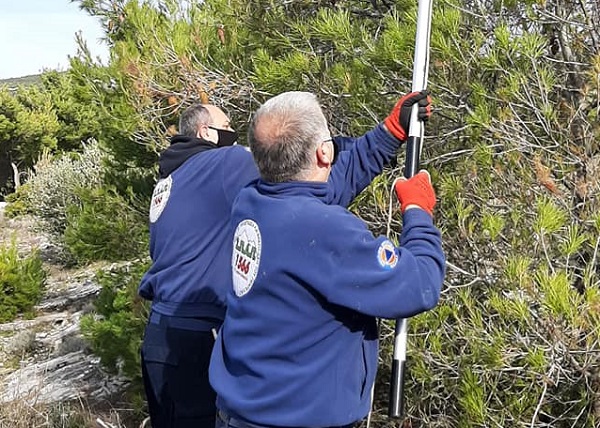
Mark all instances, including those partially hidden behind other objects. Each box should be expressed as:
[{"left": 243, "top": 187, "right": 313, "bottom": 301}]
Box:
[{"left": 209, "top": 126, "right": 238, "bottom": 147}]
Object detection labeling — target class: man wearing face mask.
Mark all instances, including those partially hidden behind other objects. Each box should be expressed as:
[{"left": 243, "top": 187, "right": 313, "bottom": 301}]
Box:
[{"left": 138, "top": 104, "right": 254, "bottom": 428}]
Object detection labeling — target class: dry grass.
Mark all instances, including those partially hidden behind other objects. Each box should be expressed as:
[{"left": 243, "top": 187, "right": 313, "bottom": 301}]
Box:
[
  {"left": 0, "top": 394, "right": 146, "bottom": 428},
  {"left": 0, "top": 399, "right": 93, "bottom": 428}
]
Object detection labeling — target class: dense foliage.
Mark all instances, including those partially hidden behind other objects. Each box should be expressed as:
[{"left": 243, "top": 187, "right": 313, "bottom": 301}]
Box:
[
  {"left": 2, "top": 0, "right": 599, "bottom": 425},
  {"left": 5, "top": 140, "right": 149, "bottom": 264},
  {"left": 80, "top": 260, "right": 150, "bottom": 381},
  {"left": 64, "top": 186, "right": 148, "bottom": 264},
  {"left": 6, "top": 141, "right": 105, "bottom": 234}
]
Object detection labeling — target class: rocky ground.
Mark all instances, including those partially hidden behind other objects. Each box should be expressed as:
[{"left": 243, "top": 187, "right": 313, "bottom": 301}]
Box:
[{"left": 0, "top": 202, "right": 138, "bottom": 427}]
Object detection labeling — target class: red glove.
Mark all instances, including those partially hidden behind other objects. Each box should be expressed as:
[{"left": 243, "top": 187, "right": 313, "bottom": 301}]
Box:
[
  {"left": 394, "top": 170, "right": 436, "bottom": 215},
  {"left": 384, "top": 90, "right": 432, "bottom": 141}
]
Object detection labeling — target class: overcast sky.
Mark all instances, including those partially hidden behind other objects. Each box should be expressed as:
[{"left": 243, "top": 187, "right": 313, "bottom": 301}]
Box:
[{"left": 0, "top": 0, "right": 109, "bottom": 79}]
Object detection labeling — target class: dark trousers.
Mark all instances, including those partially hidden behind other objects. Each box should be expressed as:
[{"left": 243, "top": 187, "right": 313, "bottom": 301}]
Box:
[
  {"left": 141, "top": 312, "right": 219, "bottom": 428},
  {"left": 216, "top": 410, "right": 356, "bottom": 428}
]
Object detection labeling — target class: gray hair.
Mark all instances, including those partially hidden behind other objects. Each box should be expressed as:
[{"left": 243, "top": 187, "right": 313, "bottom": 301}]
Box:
[
  {"left": 179, "top": 104, "right": 212, "bottom": 137},
  {"left": 249, "top": 92, "right": 330, "bottom": 182}
]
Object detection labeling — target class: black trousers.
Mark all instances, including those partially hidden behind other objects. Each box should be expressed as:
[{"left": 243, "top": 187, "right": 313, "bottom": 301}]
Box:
[{"left": 141, "top": 312, "right": 219, "bottom": 428}]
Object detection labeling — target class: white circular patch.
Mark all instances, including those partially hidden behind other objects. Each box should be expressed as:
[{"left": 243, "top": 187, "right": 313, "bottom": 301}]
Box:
[
  {"left": 377, "top": 240, "right": 398, "bottom": 269},
  {"left": 232, "top": 219, "right": 262, "bottom": 297},
  {"left": 149, "top": 176, "right": 172, "bottom": 223}
]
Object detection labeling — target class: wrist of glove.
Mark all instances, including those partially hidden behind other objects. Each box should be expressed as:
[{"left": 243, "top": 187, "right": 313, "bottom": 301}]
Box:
[
  {"left": 384, "top": 90, "right": 432, "bottom": 141},
  {"left": 394, "top": 170, "right": 436, "bottom": 215}
]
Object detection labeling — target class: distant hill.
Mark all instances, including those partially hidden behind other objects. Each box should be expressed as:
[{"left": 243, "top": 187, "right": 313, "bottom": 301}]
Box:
[{"left": 0, "top": 74, "right": 42, "bottom": 89}]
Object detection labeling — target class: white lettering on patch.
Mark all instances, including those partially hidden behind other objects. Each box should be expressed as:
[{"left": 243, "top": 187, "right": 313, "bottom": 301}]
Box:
[
  {"left": 232, "top": 219, "right": 262, "bottom": 297},
  {"left": 149, "top": 176, "right": 172, "bottom": 223}
]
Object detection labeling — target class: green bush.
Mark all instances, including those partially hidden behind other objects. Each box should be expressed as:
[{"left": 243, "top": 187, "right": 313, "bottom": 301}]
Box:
[
  {"left": 12, "top": 141, "right": 105, "bottom": 237},
  {"left": 80, "top": 260, "right": 150, "bottom": 382},
  {"left": 0, "top": 239, "right": 46, "bottom": 322},
  {"left": 0, "top": 85, "right": 60, "bottom": 176},
  {"left": 63, "top": 186, "right": 149, "bottom": 264},
  {"left": 3, "top": 189, "right": 28, "bottom": 218}
]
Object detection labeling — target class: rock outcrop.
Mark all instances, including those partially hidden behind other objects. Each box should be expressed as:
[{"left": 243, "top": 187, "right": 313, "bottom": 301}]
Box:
[{"left": 0, "top": 204, "right": 130, "bottom": 415}]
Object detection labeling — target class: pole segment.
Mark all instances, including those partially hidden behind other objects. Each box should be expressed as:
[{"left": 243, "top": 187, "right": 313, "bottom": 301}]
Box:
[{"left": 388, "top": 0, "right": 434, "bottom": 418}]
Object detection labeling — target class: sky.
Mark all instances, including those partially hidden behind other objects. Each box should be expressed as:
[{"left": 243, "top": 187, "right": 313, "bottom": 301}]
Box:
[{"left": 0, "top": 0, "right": 110, "bottom": 79}]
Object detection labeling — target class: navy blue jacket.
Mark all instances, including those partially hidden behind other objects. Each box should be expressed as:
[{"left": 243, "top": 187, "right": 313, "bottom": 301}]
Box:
[
  {"left": 138, "top": 125, "right": 400, "bottom": 321},
  {"left": 209, "top": 181, "right": 445, "bottom": 427}
]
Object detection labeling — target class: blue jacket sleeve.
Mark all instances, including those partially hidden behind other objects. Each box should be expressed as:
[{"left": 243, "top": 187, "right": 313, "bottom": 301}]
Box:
[
  {"left": 222, "top": 146, "right": 260, "bottom": 205},
  {"left": 332, "top": 135, "right": 357, "bottom": 152},
  {"left": 326, "top": 124, "right": 401, "bottom": 208},
  {"left": 304, "top": 208, "right": 445, "bottom": 319}
]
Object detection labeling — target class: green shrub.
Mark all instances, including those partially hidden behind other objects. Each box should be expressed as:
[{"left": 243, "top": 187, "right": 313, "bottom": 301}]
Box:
[
  {"left": 3, "top": 188, "right": 29, "bottom": 218},
  {"left": 15, "top": 140, "right": 105, "bottom": 236},
  {"left": 63, "top": 186, "right": 149, "bottom": 264},
  {"left": 0, "top": 239, "right": 46, "bottom": 322},
  {"left": 80, "top": 260, "right": 150, "bottom": 382}
]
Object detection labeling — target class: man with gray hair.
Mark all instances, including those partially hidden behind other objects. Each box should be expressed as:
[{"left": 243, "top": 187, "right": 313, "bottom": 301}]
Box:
[{"left": 210, "top": 91, "right": 444, "bottom": 428}]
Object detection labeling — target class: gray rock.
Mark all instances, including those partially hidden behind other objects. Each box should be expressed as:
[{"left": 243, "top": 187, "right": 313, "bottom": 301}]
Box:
[
  {"left": 37, "top": 279, "right": 101, "bottom": 312},
  {"left": 0, "top": 351, "right": 129, "bottom": 405}
]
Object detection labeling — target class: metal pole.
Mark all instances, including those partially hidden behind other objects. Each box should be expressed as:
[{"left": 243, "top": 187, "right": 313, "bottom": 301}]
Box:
[{"left": 388, "top": 0, "right": 434, "bottom": 418}]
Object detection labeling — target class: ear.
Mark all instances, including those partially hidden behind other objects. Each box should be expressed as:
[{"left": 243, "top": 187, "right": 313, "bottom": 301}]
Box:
[
  {"left": 316, "top": 141, "right": 333, "bottom": 167},
  {"left": 197, "top": 124, "right": 210, "bottom": 140}
]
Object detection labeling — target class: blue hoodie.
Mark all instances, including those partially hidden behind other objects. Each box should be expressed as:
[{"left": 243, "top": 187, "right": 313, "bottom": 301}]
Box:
[
  {"left": 138, "top": 125, "right": 401, "bottom": 321},
  {"left": 210, "top": 180, "right": 445, "bottom": 427}
]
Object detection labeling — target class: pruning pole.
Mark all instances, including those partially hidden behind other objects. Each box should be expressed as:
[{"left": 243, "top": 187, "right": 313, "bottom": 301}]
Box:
[{"left": 388, "top": 0, "right": 434, "bottom": 418}]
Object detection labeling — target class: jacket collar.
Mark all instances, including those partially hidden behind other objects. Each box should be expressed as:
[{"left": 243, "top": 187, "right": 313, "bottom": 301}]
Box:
[{"left": 158, "top": 135, "right": 217, "bottom": 178}]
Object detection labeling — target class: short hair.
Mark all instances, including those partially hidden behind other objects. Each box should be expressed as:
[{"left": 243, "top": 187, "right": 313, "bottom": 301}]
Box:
[
  {"left": 178, "top": 104, "right": 212, "bottom": 137},
  {"left": 249, "top": 92, "right": 330, "bottom": 182}
]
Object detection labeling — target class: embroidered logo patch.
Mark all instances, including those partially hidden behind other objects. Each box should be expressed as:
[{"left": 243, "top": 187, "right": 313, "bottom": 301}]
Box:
[
  {"left": 377, "top": 240, "right": 398, "bottom": 269},
  {"left": 149, "top": 176, "right": 172, "bottom": 223},
  {"left": 232, "top": 219, "right": 262, "bottom": 297}
]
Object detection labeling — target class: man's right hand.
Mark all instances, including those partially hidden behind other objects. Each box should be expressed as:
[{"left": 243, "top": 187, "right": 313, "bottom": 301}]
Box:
[
  {"left": 384, "top": 90, "right": 432, "bottom": 141},
  {"left": 394, "top": 170, "right": 436, "bottom": 215}
]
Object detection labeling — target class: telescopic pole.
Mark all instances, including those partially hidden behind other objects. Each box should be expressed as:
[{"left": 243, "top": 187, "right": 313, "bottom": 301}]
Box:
[{"left": 388, "top": 0, "right": 434, "bottom": 418}]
